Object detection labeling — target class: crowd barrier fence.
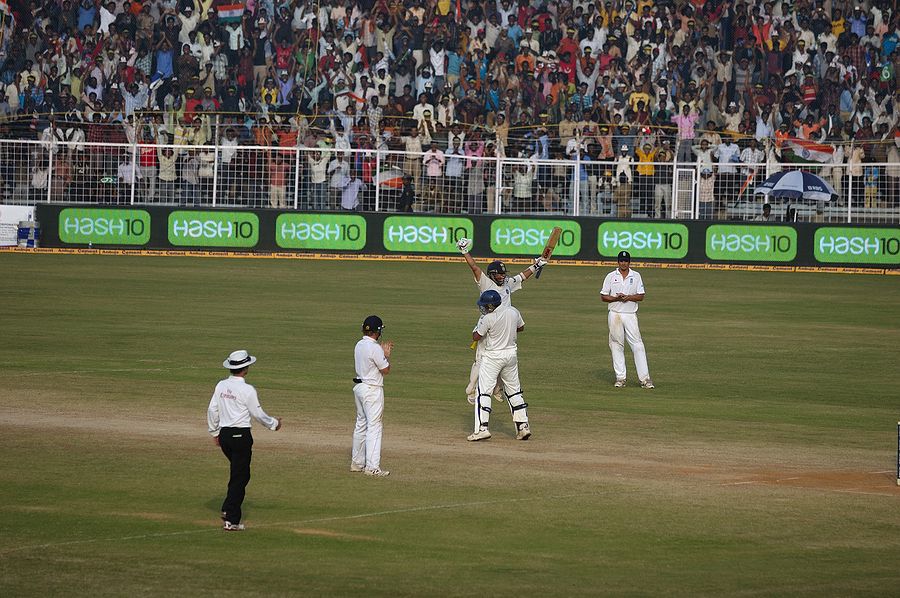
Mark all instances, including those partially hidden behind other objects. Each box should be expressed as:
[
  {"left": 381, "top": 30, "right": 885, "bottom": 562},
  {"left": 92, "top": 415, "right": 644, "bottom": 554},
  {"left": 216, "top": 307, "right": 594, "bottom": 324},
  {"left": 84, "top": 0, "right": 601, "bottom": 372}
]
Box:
[{"left": 1, "top": 138, "right": 899, "bottom": 225}]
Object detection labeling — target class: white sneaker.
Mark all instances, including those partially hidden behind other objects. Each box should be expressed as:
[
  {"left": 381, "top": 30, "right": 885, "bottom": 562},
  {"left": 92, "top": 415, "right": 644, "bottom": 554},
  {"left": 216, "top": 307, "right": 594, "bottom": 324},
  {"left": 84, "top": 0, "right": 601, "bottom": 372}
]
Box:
[
  {"left": 350, "top": 463, "right": 365, "bottom": 472},
  {"left": 364, "top": 468, "right": 390, "bottom": 477},
  {"left": 223, "top": 521, "right": 245, "bottom": 531},
  {"left": 516, "top": 424, "right": 532, "bottom": 440},
  {"left": 641, "top": 379, "right": 655, "bottom": 389},
  {"left": 467, "top": 429, "right": 491, "bottom": 441},
  {"left": 614, "top": 379, "right": 626, "bottom": 388}
]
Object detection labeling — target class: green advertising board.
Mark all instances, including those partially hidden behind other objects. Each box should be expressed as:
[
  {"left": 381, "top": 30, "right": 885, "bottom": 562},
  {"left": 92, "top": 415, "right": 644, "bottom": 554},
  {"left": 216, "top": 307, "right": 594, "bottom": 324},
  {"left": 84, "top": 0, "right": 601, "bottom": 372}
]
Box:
[
  {"left": 597, "top": 222, "right": 689, "bottom": 259},
  {"left": 58, "top": 208, "right": 151, "bottom": 245},
  {"left": 168, "top": 211, "right": 259, "bottom": 248},
  {"left": 706, "top": 225, "right": 797, "bottom": 262},
  {"left": 383, "top": 216, "right": 473, "bottom": 253},
  {"left": 814, "top": 227, "right": 900, "bottom": 264},
  {"left": 276, "top": 213, "right": 366, "bottom": 250},
  {"left": 490, "top": 219, "right": 581, "bottom": 256}
]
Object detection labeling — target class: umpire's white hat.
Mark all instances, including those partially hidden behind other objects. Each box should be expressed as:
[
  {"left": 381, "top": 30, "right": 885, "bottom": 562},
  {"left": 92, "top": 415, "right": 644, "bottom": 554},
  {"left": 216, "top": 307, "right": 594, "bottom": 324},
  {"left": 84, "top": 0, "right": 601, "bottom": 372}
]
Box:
[{"left": 223, "top": 350, "right": 256, "bottom": 369}]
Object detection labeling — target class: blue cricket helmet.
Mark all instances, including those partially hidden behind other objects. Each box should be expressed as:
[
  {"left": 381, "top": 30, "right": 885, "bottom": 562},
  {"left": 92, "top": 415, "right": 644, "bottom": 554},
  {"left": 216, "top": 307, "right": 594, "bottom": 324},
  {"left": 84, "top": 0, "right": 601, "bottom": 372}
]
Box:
[{"left": 477, "top": 290, "right": 502, "bottom": 312}]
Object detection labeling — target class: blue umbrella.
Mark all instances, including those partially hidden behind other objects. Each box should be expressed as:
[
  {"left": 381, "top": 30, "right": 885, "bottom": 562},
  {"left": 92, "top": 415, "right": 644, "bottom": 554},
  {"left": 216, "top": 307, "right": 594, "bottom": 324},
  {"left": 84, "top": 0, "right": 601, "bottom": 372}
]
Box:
[{"left": 753, "top": 170, "right": 836, "bottom": 202}]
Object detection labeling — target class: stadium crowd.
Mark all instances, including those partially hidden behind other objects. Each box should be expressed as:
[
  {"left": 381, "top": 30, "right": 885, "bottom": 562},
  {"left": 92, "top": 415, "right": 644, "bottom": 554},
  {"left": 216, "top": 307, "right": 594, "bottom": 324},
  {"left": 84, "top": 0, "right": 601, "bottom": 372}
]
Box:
[{"left": 0, "top": 0, "right": 898, "bottom": 213}]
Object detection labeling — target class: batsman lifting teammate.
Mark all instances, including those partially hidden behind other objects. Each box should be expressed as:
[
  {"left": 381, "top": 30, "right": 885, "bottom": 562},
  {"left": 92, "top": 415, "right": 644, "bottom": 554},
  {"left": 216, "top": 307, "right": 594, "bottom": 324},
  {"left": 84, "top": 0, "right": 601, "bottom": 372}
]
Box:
[
  {"left": 468, "top": 290, "right": 531, "bottom": 441},
  {"left": 456, "top": 237, "right": 546, "bottom": 404}
]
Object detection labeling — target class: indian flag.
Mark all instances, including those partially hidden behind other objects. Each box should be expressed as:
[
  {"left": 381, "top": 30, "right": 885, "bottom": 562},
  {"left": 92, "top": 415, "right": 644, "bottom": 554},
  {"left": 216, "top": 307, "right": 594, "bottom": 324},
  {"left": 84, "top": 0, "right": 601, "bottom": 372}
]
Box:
[
  {"left": 783, "top": 138, "right": 834, "bottom": 163},
  {"left": 217, "top": 3, "right": 245, "bottom": 23},
  {"left": 376, "top": 168, "right": 405, "bottom": 189}
]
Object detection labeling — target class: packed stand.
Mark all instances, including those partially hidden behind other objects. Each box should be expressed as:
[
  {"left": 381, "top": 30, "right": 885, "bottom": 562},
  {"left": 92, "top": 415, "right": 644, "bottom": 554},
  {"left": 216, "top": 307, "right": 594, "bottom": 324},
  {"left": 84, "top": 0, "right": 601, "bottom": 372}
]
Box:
[{"left": 0, "top": 0, "right": 898, "bottom": 218}]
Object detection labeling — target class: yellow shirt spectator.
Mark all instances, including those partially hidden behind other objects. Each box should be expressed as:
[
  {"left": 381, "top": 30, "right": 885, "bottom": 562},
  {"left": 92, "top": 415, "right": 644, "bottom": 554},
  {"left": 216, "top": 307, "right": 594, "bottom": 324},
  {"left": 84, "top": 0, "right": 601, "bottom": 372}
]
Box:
[
  {"left": 629, "top": 91, "right": 650, "bottom": 112},
  {"left": 636, "top": 147, "right": 657, "bottom": 176},
  {"left": 831, "top": 18, "right": 846, "bottom": 37},
  {"left": 261, "top": 86, "right": 278, "bottom": 106}
]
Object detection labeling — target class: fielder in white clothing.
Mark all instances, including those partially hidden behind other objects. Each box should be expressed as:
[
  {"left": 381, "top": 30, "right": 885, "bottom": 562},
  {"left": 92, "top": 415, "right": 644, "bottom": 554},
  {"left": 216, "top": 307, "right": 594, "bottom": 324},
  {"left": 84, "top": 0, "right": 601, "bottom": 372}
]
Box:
[
  {"left": 351, "top": 315, "right": 394, "bottom": 477},
  {"left": 456, "top": 237, "right": 546, "bottom": 404},
  {"left": 600, "top": 251, "right": 654, "bottom": 389},
  {"left": 468, "top": 290, "right": 532, "bottom": 441}
]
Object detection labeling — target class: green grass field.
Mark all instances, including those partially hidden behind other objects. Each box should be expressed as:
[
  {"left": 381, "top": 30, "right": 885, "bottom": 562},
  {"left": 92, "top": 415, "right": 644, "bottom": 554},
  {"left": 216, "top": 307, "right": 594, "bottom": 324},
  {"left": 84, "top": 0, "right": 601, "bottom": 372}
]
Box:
[{"left": 2, "top": 253, "right": 900, "bottom": 597}]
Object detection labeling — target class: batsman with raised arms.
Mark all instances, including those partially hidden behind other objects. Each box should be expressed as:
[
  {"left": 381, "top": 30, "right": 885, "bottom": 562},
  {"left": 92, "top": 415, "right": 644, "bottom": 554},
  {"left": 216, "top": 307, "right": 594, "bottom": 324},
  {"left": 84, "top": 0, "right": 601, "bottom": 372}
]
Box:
[
  {"left": 456, "top": 237, "right": 547, "bottom": 404},
  {"left": 468, "top": 290, "right": 532, "bottom": 441}
]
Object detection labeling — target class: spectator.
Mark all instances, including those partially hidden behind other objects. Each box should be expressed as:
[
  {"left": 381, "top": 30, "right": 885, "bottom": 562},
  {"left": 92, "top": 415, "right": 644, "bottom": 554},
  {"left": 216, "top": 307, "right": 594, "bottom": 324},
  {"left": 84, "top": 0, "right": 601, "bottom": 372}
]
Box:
[
  {"left": 422, "top": 140, "right": 445, "bottom": 211},
  {"left": 0, "top": 0, "right": 891, "bottom": 218},
  {"left": 672, "top": 104, "right": 700, "bottom": 162},
  {"left": 328, "top": 152, "right": 351, "bottom": 210},
  {"left": 698, "top": 168, "right": 716, "bottom": 220},
  {"left": 444, "top": 137, "right": 465, "bottom": 212},
  {"left": 307, "top": 148, "right": 331, "bottom": 211},
  {"left": 157, "top": 146, "right": 177, "bottom": 203},
  {"left": 754, "top": 202, "right": 776, "bottom": 222}
]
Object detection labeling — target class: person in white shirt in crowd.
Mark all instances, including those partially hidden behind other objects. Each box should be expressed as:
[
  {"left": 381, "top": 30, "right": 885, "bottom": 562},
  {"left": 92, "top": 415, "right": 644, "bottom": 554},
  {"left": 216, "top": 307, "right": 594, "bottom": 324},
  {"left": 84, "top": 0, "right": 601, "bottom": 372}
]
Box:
[
  {"left": 422, "top": 140, "right": 445, "bottom": 211},
  {"left": 740, "top": 137, "right": 766, "bottom": 188},
  {"left": 351, "top": 316, "right": 394, "bottom": 477},
  {"left": 218, "top": 126, "right": 239, "bottom": 200},
  {"left": 207, "top": 350, "right": 283, "bottom": 531},
  {"left": 444, "top": 137, "right": 465, "bottom": 212},
  {"left": 306, "top": 147, "right": 330, "bottom": 211},
  {"left": 116, "top": 149, "right": 137, "bottom": 203},
  {"left": 341, "top": 172, "right": 364, "bottom": 210},
  {"left": 327, "top": 153, "right": 351, "bottom": 209},
  {"left": 600, "top": 251, "right": 654, "bottom": 389},
  {"left": 694, "top": 139, "right": 718, "bottom": 172},
  {"left": 754, "top": 201, "right": 776, "bottom": 221},
  {"left": 714, "top": 134, "right": 742, "bottom": 207}
]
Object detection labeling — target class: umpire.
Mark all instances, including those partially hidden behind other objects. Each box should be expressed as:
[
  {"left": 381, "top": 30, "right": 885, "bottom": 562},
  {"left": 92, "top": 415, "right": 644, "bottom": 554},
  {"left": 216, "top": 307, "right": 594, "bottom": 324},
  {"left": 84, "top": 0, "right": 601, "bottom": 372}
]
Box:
[{"left": 207, "top": 350, "right": 283, "bottom": 531}]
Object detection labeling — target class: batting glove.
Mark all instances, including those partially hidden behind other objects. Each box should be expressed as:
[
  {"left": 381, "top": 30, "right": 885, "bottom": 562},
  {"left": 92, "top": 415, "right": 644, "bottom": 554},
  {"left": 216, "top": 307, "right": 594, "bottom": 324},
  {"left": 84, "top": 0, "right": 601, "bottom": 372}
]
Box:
[
  {"left": 533, "top": 257, "right": 548, "bottom": 268},
  {"left": 457, "top": 238, "right": 472, "bottom": 254}
]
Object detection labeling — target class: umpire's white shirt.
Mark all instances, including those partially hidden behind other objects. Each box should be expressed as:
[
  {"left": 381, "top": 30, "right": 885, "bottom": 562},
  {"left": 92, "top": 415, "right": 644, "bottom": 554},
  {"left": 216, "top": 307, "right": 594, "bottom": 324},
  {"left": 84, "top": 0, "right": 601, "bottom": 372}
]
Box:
[
  {"left": 601, "top": 268, "right": 645, "bottom": 314},
  {"left": 477, "top": 273, "right": 523, "bottom": 305},
  {"left": 474, "top": 304, "right": 524, "bottom": 353},
  {"left": 355, "top": 336, "right": 389, "bottom": 387},
  {"left": 207, "top": 376, "right": 279, "bottom": 436}
]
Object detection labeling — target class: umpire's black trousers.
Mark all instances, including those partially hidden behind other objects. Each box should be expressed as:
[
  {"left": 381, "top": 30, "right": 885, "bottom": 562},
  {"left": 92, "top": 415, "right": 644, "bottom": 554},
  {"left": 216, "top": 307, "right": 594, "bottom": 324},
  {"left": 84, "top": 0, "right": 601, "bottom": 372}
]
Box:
[{"left": 219, "top": 427, "right": 253, "bottom": 524}]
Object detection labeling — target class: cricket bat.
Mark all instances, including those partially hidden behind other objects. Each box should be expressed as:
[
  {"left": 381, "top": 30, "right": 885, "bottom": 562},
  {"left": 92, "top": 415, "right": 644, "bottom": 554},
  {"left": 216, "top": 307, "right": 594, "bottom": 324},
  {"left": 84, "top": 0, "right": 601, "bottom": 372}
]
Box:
[{"left": 535, "top": 226, "right": 562, "bottom": 279}]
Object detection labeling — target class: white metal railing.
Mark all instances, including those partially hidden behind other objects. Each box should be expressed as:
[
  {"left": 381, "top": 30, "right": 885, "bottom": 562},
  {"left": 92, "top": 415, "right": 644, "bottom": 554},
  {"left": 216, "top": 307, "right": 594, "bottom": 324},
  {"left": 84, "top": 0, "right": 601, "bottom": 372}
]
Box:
[{"left": 1, "top": 137, "right": 898, "bottom": 224}]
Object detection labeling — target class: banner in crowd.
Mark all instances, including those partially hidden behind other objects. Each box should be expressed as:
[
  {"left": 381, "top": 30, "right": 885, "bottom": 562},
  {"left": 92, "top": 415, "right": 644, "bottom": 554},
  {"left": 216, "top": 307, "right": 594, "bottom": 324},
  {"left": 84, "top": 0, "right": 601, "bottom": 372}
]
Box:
[
  {"left": 783, "top": 139, "right": 835, "bottom": 163},
  {"left": 217, "top": 3, "right": 245, "bottom": 23}
]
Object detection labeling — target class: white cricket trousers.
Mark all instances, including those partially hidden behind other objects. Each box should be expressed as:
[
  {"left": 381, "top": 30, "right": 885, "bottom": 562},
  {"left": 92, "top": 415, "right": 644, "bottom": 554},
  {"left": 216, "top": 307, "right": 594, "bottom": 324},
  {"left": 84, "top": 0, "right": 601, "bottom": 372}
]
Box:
[
  {"left": 474, "top": 348, "right": 528, "bottom": 431},
  {"left": 352, "top": 383, "right": 385, "bottom": 470},
  {"left": 466, "top": 358, "right": 504, "bottom": 403},
  {"left": 608, "top": 311, "right": 650, "bottom": 382}
]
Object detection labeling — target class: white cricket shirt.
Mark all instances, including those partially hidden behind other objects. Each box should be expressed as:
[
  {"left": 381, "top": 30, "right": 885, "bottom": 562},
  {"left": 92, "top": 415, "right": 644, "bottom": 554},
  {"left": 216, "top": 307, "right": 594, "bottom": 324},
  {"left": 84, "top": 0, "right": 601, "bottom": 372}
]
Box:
[
  {"left": 601, "top": 268, "right": 645, "bottom": 314},
  {"left": 474, "top": 304, "right": 524, "bottom": 353},
  {"left": 207, "top": 375, "right": 279, "bottom": 436},
  {"left": 477, "top": 272, "right": 524, "bottom": 306},
  {"left": 355, "top": 336, "right": 390, "bottom": 387}
]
